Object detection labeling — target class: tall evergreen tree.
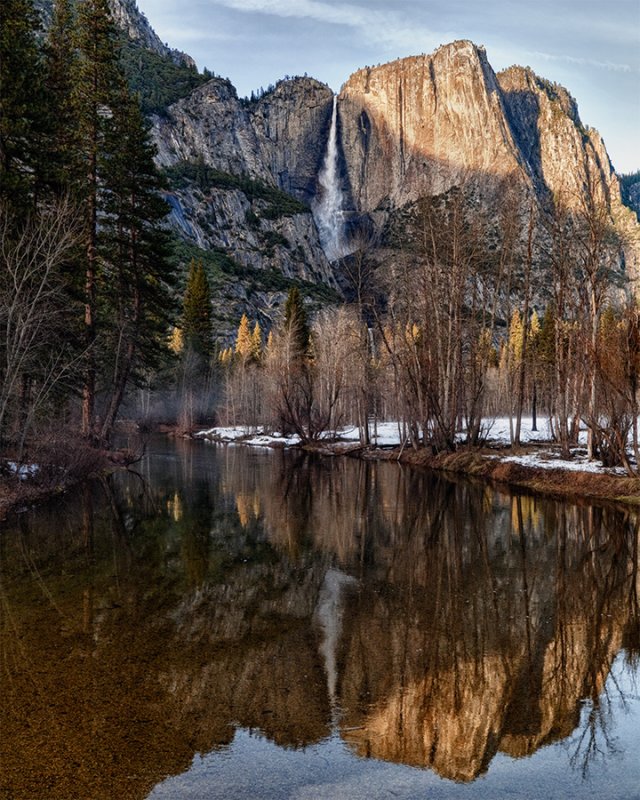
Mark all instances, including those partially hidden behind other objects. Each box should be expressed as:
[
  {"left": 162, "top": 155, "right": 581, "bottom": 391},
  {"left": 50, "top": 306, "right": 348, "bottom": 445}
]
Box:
[
  {"left": 0, "top": 0, "right": 178, "bottom": 448},
  {"left": 284, "top": 286, "right": 310, "bottom": 356},
  {"left": 182, "top": 260, "right": 213, "bottom": 357},
  {"left": 98, "top": 93, "right": 174, "bottom": 442},
  {"left": 0, "top": 0, "right": 47, "bottom": 209},
  {"left": 73, "top": 0, "right": 128, "bottom": 437},
  {"left": 43, "top": 0, "right": 81, "bottom": 197},
  {"left": 178, "top": 260, "right": 213, "bottom": 431}
]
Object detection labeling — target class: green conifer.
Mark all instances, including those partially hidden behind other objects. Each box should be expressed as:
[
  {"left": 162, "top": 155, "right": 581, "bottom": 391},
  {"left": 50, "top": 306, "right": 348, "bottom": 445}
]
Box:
[
  {"left": 98, "top": 92, "right": 175, "bottom": 442},
  {"left": 74, "top": 0, "right": 128, "bottom": 435},
  {"left": 0, "top": 0, "right": 47, "bottom": 208},
  {"left": 43, "top": 0, "right": 81, "bottom": 196},
  {"left": 182, "top": 260, "right": 213, "bottom": 357},
  {"left": 284, "top": 286, "right": 310, "bottom": 356}
]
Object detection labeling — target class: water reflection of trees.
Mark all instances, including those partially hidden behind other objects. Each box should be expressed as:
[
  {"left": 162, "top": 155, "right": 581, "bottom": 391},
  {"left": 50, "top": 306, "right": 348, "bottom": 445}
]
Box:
[
  {"left": 330, "top": 492, "right": 639, "bottom": 781},
  {"left": 0, "top": 443, "right": 638, "bottom": 798}
]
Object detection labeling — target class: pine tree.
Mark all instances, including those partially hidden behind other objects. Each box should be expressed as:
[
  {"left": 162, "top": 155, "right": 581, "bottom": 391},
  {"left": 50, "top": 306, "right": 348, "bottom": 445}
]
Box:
[
  {"left": 98, "top": 93, "right": 174, "bottom": 442},
  {"left": 178, "top": 260, "right": 213, "bottom": 432},
  {"left": 182, "top": 260, "right": 213, "bottom": 357},
  {"left": 74, "top": 0, "right": 128, "bottom": 436},
  {"left": 284, "top": 286, "right": 310, "bottom": 356},
  {"left": 0, "top": 0, "right": 48, "bottom": 209},
  {"left": 43, "top": 0, "right": 81, "bottom": 196}
]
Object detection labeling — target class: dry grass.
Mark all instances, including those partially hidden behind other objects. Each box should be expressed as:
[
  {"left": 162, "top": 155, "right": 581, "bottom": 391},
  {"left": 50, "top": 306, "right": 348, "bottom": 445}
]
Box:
[
  {"left": 313, "top": 440, "right": 640, "bottom": 506},
  {"left": 428, "top": 448, "right": 640, "bottom": 505}
]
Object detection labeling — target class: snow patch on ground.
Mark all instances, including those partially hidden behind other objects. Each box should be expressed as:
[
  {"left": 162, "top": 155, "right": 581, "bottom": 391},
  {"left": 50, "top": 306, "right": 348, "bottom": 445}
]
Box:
[
  {"left": 480, "top": 417, "right": 590, "bottom": 447},
  {"left": 194, "top": 427, "right": 301, "bottom": 448},
  {"left": 4, "top": 462, "right": 39, "bottom": 480},
  {"left": 195, "top": 423, "right": 403, "bottom": 449},
  {"left": 499, "top": 451, "right": 627, "bottom": 475},
  {"left": 335, "top": 422, "right": 402, "bottom": 447},
  {"left": 194, "top": 419, "right": 633, "bottom": 479}
]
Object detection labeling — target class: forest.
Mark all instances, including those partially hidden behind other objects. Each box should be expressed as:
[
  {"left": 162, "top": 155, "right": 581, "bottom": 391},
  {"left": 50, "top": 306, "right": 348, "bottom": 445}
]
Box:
[
  {"left": 0, "top": 0, "right": 179, "bottom": 470},
  {"left": 219, "top": 182, "right": 640, "bottom": 476},
  {"left": 2, "top": 0, "right": 640, "bottom": 500}
]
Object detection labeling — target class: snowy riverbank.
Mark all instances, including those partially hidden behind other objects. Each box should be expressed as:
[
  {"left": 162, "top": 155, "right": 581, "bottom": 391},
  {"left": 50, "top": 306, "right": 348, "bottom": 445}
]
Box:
[{"left": 194, "top": 418, "right": 640, "bottom": 505}]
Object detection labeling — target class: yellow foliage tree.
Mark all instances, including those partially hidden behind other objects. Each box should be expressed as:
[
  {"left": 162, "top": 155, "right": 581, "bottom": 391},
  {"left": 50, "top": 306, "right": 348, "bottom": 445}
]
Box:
[
  {"left": 251, "top": 321, "right": 262, "bottom": 362},
  {"left": 508, "top": 309, "right": 524, "bottom": 364},
  {"left": 169, "top": 326, "right": 183, "bottom": 354},
  {"left": 235, "top": 314, "right": 253, "bottom": 361}
]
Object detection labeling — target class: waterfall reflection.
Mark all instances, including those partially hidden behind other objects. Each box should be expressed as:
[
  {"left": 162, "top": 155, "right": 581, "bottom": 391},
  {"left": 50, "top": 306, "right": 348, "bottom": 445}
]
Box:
[{"left": 0, "top": 441, "right": 638, "bottom": 798}]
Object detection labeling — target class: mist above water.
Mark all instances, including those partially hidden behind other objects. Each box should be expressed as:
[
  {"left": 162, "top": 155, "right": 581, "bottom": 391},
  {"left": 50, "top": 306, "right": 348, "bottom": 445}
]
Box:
[{"left": 313, "top": 96, "right": 349, "bottom": 262}]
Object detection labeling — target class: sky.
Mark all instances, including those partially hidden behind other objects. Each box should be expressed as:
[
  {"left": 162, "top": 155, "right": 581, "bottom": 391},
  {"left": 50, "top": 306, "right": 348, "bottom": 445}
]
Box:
[{"left": 136, "top": 0, "right": 640, "bottom": 173}]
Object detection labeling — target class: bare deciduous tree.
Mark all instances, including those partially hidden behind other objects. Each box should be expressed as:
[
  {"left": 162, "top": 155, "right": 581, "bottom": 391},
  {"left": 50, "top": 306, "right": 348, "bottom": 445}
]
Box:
[{"left": 0, "top": 198, "right": 82, "bottom": 455}]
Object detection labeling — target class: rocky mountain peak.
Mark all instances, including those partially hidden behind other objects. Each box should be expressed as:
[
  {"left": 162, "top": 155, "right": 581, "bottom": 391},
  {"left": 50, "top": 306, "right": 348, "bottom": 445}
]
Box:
[
  {"left": 338, "top": 40, "right": 525, "bottom": 212},
  {"left": 149, "top": 37, "right": 639, "bottom": 298},
  {"left": 498, "top": 65, "right": 581, "bottom": 126},
  {"left": 35, "top": 0, "right": 194, "bottom": 66},
  {"left": 108, "top": 0, "right": 195, "bottom": 66}
]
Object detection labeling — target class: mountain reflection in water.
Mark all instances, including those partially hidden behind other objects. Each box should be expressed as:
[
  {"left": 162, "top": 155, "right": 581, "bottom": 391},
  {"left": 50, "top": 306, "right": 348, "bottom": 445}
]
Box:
[{"left": 1, "top": 438, "right": 639, "bottom": 799}]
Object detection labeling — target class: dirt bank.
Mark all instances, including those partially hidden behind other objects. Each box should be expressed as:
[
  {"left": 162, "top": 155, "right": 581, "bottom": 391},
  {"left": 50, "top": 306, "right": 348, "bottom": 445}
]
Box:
[{"left": 299, "top": 441, "right": 640, "bottom": 507}]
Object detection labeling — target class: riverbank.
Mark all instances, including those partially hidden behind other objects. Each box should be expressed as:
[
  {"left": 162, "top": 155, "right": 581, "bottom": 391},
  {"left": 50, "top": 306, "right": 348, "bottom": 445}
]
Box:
[
  {"left": 0, "top": 441, "right": 139, "bottom": 522},
  {"left": 389, "top": 447, "right": 640, "bottom": 506},
  {"left": 195, "top": 421, "right": 640, "bottom": 507}
]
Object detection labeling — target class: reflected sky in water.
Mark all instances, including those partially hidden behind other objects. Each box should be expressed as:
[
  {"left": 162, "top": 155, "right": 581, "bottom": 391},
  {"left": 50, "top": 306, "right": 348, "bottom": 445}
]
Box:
[
  {"left": 1, "top": 437, "right": 639, "bottom": 799},
  {"left": 151, "top": 655, "right": 640, "bottom": 799}
]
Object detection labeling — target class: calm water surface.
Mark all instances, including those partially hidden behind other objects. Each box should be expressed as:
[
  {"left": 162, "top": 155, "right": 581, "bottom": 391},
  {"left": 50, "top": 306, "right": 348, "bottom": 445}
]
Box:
[{"left": 1, "top": 438, "right": 639, "bottom": 799}]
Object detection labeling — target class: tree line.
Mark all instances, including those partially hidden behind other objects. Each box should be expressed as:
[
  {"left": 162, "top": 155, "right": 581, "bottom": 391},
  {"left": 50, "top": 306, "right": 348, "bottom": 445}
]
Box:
[
  {"left": 218, "top": 176, "right": 640, "bottom": 475},
  {"left": 0, "top": 0, "right": 176, "bottom": 454}
]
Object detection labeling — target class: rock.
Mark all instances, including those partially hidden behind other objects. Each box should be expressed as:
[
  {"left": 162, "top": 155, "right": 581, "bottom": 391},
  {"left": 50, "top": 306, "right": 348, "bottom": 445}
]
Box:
[
  {"left": 338, "top": 42, "right": 526, "bottom": 212},
  {"left": 251, "top": 79, "right": 335, "bottom": 204},
  {"left": 151, "top": 77, "right": 337, "bottom": 294},
  {"left": 333, "top": 41, "right": 639, "bottom": 279},
  {"left": 36, "top": 0, "right": 194, "bottom": 66}
]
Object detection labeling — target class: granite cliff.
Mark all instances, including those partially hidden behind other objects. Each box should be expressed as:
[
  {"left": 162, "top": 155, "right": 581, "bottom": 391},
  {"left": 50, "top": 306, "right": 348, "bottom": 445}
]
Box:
[
  {"left": 38, "top": 0, "right": 640, "bottom": 324},
  {"left": 36, "top": 0, "right": 194, "bottom": 65},
  {"left": 338, "top": 43, "right": 525, "bottom": 212},
  {"left": 152, "top": 76, "right": 336, "bottom": 288},
  {"left": 149, "top": 38, "right": 639, "bottom": 301}
]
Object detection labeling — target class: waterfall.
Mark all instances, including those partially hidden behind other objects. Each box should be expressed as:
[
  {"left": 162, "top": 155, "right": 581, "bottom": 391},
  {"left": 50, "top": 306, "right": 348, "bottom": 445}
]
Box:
[
  {"left": 313, "top": 95, "right": 347, "bottom": 262},
  {"left": 314, "top": 568, "right": 356, "bottom": 716}
]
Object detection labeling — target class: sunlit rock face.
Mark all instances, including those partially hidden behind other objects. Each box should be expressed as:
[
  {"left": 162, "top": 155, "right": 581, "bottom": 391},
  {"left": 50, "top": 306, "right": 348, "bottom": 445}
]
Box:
[
  {"left": 338, "top": 42, "right": 525, "bottom": 212},
  {"left": 336, "top": 41, "right": 639, "bottom": 277},
  {"left": 498, "top": 65, "right": 640, "bottom": 273},
  {"left": 149, "top": 37, "right": 639, "bottom": 285}
]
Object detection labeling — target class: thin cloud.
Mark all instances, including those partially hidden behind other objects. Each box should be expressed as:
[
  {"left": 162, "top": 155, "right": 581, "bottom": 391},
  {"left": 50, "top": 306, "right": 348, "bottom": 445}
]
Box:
[
  {"left": 209, "top": 0, "right": 446, "bottom": 51},
  {"left": 528, "top": 50, "right": 638, "bottom": 74}
]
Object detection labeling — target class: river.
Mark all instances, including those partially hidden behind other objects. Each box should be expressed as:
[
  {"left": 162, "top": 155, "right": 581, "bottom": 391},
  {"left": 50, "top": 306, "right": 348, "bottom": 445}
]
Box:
[{"left": 1, "top": 437, "right": 639, "bottom": 799}]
